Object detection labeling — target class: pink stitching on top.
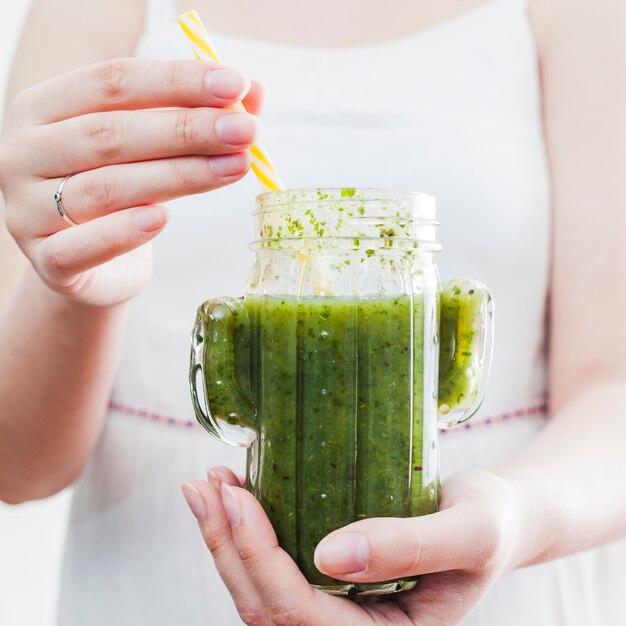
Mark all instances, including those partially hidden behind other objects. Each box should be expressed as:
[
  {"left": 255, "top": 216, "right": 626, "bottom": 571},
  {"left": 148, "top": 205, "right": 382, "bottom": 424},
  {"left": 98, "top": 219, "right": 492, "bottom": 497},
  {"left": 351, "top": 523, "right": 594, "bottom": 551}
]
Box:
[
  {"left": 108, "top": 401, "right": 203, "bottom": 431},
  {"left": 108, "top": 400, "right": 548, "bottom": 434},
  {"left": 438, "top": 403, "right": 547, "bottom": 434}
]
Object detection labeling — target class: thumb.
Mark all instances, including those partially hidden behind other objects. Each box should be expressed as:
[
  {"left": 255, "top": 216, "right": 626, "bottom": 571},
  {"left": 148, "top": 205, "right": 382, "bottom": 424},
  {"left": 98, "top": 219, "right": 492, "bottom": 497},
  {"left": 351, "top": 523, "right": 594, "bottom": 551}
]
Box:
[{"left": 313, "top": 503, "right": 492, "bottom": 583}]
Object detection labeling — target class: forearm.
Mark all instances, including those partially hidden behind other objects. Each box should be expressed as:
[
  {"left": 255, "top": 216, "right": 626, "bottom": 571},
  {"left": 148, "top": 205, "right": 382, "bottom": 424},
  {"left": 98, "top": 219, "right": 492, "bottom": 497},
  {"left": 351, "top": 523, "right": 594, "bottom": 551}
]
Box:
[
  {"left": 494, "top": 382, "right": 626, "bottom": 570},
  {"left": 0, "top": 268, "right": 128, "bottom": 503}
]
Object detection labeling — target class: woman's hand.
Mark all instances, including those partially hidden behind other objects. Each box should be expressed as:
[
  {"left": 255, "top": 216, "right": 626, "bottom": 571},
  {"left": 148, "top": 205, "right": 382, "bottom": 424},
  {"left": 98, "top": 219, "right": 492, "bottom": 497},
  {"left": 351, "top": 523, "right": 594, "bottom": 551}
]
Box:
[
  {"left": 0, "top": 58, "right": 262, "bottom": 306},
  {"left": 182, "top": 466, "right": 528, "bottom": 626}
]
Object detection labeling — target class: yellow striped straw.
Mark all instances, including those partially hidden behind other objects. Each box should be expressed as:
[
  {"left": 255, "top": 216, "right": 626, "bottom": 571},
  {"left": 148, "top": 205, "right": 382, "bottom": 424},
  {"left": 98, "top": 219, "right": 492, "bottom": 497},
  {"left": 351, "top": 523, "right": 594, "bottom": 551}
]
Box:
[{"left": 178, "top": 10, "right": 285, "bottom": 192}]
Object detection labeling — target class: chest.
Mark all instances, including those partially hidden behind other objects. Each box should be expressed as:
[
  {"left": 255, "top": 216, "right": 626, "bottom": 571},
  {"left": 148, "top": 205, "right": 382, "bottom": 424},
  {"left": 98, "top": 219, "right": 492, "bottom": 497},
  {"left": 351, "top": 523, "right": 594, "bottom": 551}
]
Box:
[{"left": 175, "top": 0, "right": 496, "bottom": 47}]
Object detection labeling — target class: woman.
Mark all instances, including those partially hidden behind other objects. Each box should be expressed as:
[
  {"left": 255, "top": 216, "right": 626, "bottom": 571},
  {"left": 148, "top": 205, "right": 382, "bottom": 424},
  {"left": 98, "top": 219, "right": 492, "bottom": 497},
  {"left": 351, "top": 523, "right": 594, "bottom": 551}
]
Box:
[{"left": 0, "top": 0, "right": 623, "bottom": 624}]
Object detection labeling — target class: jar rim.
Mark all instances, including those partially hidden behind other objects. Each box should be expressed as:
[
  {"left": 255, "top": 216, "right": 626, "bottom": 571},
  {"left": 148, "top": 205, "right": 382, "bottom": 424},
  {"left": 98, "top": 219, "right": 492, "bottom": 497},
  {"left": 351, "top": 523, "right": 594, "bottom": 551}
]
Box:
[
  {"left": 253, "top": 187, "right": 440, "bottom": 249},
  {"left": 255, "top": 187, "right": 436, "bottom": 219}
]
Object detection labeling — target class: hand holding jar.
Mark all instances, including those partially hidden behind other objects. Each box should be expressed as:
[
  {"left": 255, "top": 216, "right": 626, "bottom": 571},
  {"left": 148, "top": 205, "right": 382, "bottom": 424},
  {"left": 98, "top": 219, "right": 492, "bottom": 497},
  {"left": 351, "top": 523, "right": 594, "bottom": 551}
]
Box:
[{"left": 0, "top": 58, "right": 262, "bottom": 306}]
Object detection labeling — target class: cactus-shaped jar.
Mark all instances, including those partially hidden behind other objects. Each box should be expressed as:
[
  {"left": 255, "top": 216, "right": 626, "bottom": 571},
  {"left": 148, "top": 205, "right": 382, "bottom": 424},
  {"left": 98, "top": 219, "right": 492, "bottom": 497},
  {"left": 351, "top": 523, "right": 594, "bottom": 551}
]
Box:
[{"left": 190, "top": 188, "right": 493, "bottom": 596}]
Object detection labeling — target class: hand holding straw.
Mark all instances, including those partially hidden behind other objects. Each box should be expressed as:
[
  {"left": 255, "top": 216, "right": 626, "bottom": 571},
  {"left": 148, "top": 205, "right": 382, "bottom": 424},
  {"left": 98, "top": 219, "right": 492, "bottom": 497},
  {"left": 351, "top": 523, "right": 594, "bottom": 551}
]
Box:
[{"left": 178, "top": 11, "right": 285, "bottom": 192}]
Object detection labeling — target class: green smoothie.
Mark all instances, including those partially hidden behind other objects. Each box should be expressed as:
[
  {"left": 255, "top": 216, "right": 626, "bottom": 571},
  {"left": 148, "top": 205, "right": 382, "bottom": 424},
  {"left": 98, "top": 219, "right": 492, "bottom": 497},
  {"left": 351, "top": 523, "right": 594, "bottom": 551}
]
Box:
[
  {"left": 233, "top": 289, "right": 481, "bottom": 589},
  {"left": 190, "top": 187, "right": 491, "bottom": 594}
]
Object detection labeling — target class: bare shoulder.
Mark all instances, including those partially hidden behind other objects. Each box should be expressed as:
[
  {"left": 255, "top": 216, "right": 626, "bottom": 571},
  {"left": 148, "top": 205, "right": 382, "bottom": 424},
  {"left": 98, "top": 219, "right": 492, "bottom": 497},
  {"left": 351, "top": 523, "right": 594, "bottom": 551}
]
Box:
[{"left": 527, "top": 0, "right": 625, "bottom": 58}]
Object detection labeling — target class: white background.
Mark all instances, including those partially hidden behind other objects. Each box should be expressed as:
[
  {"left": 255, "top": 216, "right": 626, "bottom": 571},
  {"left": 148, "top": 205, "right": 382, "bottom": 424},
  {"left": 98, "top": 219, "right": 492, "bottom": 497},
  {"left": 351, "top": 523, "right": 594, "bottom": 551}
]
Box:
[{"left": 0, "top": 3, "right": 72, "bottom": 626}]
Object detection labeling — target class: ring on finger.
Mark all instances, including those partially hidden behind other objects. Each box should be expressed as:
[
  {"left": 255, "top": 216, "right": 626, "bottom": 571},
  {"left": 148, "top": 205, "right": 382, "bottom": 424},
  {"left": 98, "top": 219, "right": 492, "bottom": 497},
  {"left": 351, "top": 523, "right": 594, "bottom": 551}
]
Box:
[{"left": 54, "top": 175, "right": 78, "bottom": 227}]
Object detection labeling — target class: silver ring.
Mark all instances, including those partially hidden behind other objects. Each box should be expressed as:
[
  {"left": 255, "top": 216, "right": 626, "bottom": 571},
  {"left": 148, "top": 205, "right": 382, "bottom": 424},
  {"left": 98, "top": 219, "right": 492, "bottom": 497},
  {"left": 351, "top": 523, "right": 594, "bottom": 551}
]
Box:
[{"left": 54, "top": 175, "right": 78, "bottom": 227}]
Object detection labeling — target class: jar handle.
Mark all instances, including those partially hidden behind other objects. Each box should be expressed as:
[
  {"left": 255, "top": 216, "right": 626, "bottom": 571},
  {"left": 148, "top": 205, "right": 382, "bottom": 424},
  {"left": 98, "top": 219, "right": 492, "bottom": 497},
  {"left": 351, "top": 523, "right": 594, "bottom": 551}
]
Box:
[
  {"left": 189, "top": 297, "right": 257, "bottom": 447},
  {"left": 437, "top": 279, "right": 494, "bottom": 428}
]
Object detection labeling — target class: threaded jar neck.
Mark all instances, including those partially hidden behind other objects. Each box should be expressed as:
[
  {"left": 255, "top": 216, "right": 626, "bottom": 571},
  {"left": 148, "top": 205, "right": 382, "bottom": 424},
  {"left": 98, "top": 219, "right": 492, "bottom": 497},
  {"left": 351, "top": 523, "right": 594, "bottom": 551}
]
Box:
[{"left": 252, "top": 188, "right": 441, "bottom": 252}]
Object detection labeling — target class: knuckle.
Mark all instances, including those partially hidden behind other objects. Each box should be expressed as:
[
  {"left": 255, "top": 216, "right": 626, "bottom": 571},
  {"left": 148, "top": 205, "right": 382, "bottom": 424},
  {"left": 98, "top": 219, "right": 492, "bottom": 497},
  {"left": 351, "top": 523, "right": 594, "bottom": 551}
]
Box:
[
  {"left": 0, "top": 130, "right": 35, "bottom": 184},
  {"left": 0, "top": 143, "right": 11, "bottom": 185},
  {"left": 238, "top": 609, "right": 269, "bottom": 626},
  {"left": 173, "top": 109, "right": 202, "bottom": 148},
  {"left": 271, "top": 607, "right": 309, "bottom": 626},
  {"left": 94, "top": 223, "right": 116, "bottom": 253},
  {"left": 89, "top": 116, "right": 122, "bottom": 161},
  {"left": 96, "top": 59, "right": 129, "bottom": 100},
  {"left": 6, "top": 97, "right": 24, "bottom": 126},
  {"left": 41, "top": 239, "right": 70, "bottom": 281},
  {"left": 164, "top": 61, "right": 189, "bottom": 94},
  {"left": 170, "top": 158, "right": 208, "bottom": 189},
  {"left": 84, "top": 172, "right": 120, "bottom": 213},
  {"left": 237, "top": 543, "right": 266, "bottom": 572},
  {"left": 202, "top": 531, "right": 232, "bottom": 561},
  {"left": 6, "top": 88, "right": 33, "bottom": 125},
  {"left": 4, "top": 205, "right": 22, "bottom": 241}
]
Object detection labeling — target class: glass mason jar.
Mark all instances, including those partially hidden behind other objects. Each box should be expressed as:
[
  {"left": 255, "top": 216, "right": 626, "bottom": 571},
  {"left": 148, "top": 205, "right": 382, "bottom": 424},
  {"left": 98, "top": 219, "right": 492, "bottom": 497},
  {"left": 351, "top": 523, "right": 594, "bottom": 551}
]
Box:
[{"left": 190, "top": 188, "right": 493, "bottom": 596}]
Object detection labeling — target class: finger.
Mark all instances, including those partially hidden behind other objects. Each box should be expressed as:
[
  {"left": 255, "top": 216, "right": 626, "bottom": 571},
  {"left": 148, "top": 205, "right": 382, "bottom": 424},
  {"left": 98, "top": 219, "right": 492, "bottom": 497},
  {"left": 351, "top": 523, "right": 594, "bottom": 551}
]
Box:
[
  {"left": 31, "top": 108, "right": 259, "bottom": 177},
  {"left": 34, "top": 152, "right": 250, "bottom": 236},
  {"left": 222, "top": 485, "right": 361, "bottom": 625},
  {"left": 15, "top": 59, "right": 251, "bottom": 124},
  {"left": 181, "top": 480, "right": 263, "bottom": 624},
  {"left": 209, "top": 466, "right": 245, "bottom": 488},
  {"left": 391, "top": 569, "right": 486, "bottom": 626},
  {"left": 313, "top": 504, "right": 494, "bottom": 583},
  {"left": 242, "top": 80, "right": 266, "bottom": 117},
  {"left": 34, "top": 205, "right": 168, "bottom": 286}
]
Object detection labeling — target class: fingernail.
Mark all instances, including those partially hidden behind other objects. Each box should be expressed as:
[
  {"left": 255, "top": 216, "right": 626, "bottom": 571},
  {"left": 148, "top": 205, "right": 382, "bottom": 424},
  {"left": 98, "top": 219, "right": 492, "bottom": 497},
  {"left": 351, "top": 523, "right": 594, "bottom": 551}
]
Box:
[
  {"left": 209, "top": 152, "right": 250, "bottom": 177},
  {"left": 314, "top": 532, "right": 370, "bottom": 575},
  {"left": 207, "top": 469, "right": 221, "bottom": 488},
  {"left": 205, "top": 68, "right": 250, "bottom": 100},
  {"left": 133, "top": 206, "right": 168, "bottom": 232},
  {"left": 221, "top": 483, "right": 241, "bottom": 528},
  {"left": 215, "top": 113, "right": 257, "bottom": 145},
  {"left": 181, "top": 481, "right": 206, "bottom": 521}
]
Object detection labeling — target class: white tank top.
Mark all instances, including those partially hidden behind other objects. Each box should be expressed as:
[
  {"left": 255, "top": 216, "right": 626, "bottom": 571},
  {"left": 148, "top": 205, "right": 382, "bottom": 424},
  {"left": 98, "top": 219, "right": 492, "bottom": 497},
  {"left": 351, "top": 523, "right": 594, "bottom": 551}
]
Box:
[{"left": 57, "top": 1, "right": 626, "bottom": 624}]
